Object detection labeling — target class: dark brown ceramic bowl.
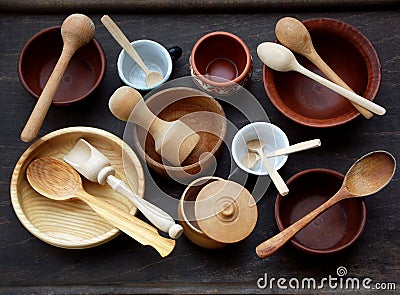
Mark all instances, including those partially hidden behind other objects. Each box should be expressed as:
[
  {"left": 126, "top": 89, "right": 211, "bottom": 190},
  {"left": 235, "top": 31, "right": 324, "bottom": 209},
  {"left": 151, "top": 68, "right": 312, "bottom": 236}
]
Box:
[
  {"left": 134, "top": 87, "right": 227, "bottom": 181},
  {"left": 18, "top": 26, "right": 106, "bottom": 106},
  {"left": 275, "top": 169, "right": 367, "bottom": 255},
  {"left": 263, "top": 18, "right": 381, "bottom": 127}
]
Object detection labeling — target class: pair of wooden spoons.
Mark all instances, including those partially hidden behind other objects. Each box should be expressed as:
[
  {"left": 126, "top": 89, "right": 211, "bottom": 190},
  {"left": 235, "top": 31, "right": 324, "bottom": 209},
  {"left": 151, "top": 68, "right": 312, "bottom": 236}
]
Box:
[{"left": 258, "top": 17, "right": 385, "bottom": 117}]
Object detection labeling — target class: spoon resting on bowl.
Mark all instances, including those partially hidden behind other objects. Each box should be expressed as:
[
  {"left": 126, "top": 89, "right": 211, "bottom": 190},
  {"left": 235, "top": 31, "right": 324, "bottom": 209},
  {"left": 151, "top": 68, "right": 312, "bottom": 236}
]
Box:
[
  {"left": 247, "top": 139, "right": 289, "bottom": 196},
  {"left": 26, "top": 157, "right": 175, "bottom": 258},
  {"left": 257, "top": 42, "right": 386, "bottom": 116},
  {"left": 101, "top": 15, "right": 163, "bottom": 88},
  {"left": 242, "top": 139, "right": 321, "bottom": 169},
  {"left": 256, "top": 150, "right": 395, "bottom": 258},
  {"left": 275, "top": 17, "right": 374, "bottom": 119},
  {"left": 21, "top": 14, "right": 95, "bottom": 142}
]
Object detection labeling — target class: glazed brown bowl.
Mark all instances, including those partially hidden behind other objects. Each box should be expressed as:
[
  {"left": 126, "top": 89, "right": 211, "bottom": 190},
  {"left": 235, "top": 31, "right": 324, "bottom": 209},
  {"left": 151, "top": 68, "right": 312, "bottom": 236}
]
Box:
[
  {"left": 275, "top": 168, "right": 367, "bottom": 255},
  {"left": 190, "top": 31, "right": 252, "bottom": 95},
  {"left": 263, "top": 18, "right": 381, "bottom": 127},
  {"left": 133, "top": 87, "right": 227, "bottom": 181},
  {"left": 18, "top": 26, "right": 106, "bottom": 106}
]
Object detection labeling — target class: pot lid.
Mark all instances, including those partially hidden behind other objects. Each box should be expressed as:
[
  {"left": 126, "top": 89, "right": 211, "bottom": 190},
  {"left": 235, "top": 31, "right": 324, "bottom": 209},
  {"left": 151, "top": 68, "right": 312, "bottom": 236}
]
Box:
[{"left": 194, "top": 179, "right": 257, "bottom": 244}]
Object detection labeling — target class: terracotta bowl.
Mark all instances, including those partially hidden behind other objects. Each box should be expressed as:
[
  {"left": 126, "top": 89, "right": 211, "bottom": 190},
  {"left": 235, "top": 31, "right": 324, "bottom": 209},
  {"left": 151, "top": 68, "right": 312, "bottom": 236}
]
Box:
[
  {"left": 18, "top": 26, "right": 106, "bottom": 106},
  {"left": 133, "top": 87, "right": 227, "bottom": 181},
  {"left": 263, "top": 18, "right": 381, "bottom": 127},
  {"left": 275, "top": 168, "right": 367, "bottom": 255},
  {"left": 190, "top": 31, "right": 252, "bottom": 95},
  {"left": 10, "top": 127, "right": 145, "bottom": 249}
]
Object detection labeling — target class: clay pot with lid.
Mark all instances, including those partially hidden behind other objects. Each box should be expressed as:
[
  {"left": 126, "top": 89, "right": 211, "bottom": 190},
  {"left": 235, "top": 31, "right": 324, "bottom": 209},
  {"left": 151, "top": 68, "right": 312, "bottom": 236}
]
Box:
[{"left": 178, "top": 176, "right": 258, "bottom": 249}]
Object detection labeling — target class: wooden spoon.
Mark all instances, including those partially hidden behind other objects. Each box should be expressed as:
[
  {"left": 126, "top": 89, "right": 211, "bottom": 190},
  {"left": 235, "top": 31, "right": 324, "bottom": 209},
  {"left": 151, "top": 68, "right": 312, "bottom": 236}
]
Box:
[
  {"left": 242, "top": 139, "right": 321, "bottom": 169},
  {"left": 256, "top": 150, "right": 395, "bottom": 259},
  {"left": 109, "top": 86, "right": 200, "bottom": 166},
  {"left": 275, "top": 17, "right": 374, "bottom": 119},
  {"left": 257, "top": 42, "right": 386, "bottom": 116},
  {"left": 26, "top": 157, "right": 175, "bottom": 258},
  {"left": 101, "top": 15, "right": 163, "bottom": 88},
  {"left": 21, "top": 14, "right": 95, "bottom": 142},
  {"left": 247, "top": 140, "right": 289, "bottom": 196}
]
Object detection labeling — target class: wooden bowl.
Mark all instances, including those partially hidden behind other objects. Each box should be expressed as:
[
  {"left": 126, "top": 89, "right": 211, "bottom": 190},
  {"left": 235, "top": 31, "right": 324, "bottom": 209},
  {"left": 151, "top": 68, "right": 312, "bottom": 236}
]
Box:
[
  {"left": 18, "top": 26, "right": 106, "bottom": 106},
  {"left": 10, "top": 127, "right": 145, "bottom": 249},
  {"left": 134, "top": 87, "right": 227, "bottom": 181},
  {"left": 275, "top": 169, "right": 367, "bottom": 255},
  {"left": 263, "top": 18, "right": 381, "bottom": 127}
]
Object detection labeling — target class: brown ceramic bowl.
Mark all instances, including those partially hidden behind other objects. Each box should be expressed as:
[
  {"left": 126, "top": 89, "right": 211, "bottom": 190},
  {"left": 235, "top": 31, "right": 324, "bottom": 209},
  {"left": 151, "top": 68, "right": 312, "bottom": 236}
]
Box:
[
  {"left": 18, "top": 26, "right": 106, "bottom": 106},
  {"left": 275, "top": 169, "right": 367, "bottom": 255},
  {"left": 133, "top": 87, "right": 227, "bottom": 181},
  {"left": 190, "top": 31, "right": 252, "bottom": 95},
  {"left": 263, "top": 18, "right": 381, "bottom": 127}
]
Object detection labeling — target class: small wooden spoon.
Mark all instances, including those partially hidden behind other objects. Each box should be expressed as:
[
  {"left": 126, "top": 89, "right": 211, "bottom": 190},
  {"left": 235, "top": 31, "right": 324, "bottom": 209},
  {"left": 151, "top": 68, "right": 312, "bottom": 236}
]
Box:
[
  {"left": 101, "top": 15, "right": 163, "bottom": 87},
  {"left": 109, "top": 86, "right": 200, "bottom": 166},
  {"left": 242, "top": 139, "right": 321, "bottom": 169},
  {"left": 256, "top": 150, "right": 395, "bottom": 259},
  {"left": 247, "top": 140, "right": 289, "bottom": 196},
  {"left": 21, "top": 14, "right": 95, "bottom": 142},
  {"left": 26, "top": 157, "right": 175, "bottom": 258},
  {"left": 257, "top": 42, "right": 386, "bottom": 116},
  {"left": 275, "top": 17, "right": 373, "bottom": 119}
]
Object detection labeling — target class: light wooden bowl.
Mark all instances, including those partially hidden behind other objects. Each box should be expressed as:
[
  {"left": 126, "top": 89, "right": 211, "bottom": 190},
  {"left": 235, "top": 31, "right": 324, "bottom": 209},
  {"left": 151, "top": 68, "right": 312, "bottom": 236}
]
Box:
[
  {"left": 10, "top": 127, "right": 145, "bottom": 249},
  {"left": 134, "top": 87, "right": 227, "bottom": 181}
]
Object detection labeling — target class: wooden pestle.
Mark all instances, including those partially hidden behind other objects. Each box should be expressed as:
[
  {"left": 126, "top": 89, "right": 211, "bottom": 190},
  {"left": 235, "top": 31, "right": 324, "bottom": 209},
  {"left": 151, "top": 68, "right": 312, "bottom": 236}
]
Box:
[{"left": 109, "top": 86, "right": 200, "bottom": 166}]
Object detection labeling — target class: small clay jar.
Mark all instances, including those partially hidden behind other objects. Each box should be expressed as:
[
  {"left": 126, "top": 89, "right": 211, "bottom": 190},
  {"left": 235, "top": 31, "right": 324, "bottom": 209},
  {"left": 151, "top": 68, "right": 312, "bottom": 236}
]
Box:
[{"left": 178, "top": 176, "right": 258, "bottom": 249}]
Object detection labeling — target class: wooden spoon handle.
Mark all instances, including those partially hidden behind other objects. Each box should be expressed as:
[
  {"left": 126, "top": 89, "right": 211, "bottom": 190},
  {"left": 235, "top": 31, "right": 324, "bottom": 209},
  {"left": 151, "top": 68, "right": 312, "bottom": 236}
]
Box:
[
  {"left": 256, "top": 190, "right": 346, "bottom": 258},
  {"left": 21, "top": 48, "right": 74, "bottom": 142},
  {"left": 106, "top": 175, "right": 183, "bottom": 239},
  {"left": 259, "top": 152, "right": 289, "bottom": 196},
  {"left": 264, "top": 139, "right": 321, "bottom": 158},
  {"left": 296, "top": 65, "right": 385, "bottom": 115},
  {"left": 78, "top": 190, "right": 175, "bottom": 257},
  {"left": 101, "top": 15, "right": 149, "bottom": 74},
  {"left": 308, "top": 53, "right": 374, "bottom": 119}
]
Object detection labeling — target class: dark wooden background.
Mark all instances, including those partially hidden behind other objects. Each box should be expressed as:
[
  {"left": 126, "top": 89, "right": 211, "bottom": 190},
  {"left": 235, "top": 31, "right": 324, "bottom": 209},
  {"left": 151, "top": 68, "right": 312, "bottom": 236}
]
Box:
[{"left": 0, "top": 4, "right": 399, "bottom": 295}]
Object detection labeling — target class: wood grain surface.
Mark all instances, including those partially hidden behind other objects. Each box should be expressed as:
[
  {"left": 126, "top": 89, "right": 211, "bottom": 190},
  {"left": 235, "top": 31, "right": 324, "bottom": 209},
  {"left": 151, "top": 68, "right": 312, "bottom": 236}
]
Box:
[{"left": 0, "top": 8, "right": 399, "bottom": 295}]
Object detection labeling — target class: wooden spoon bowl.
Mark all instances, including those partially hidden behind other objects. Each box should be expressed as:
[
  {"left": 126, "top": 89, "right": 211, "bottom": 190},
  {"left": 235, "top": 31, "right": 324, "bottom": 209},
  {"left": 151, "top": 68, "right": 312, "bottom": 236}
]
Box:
[
  {"left": 263, "top": 18, "right": 381, "bottom": 127},
  {"left": 275, "top": 168, "right": 367, "bottom": 255},
  {"left": 10, "top": 127, "right": 145, "bottom": 249},
  {"left": 132, "top": 87, "right": 227, "bottom": 181}
]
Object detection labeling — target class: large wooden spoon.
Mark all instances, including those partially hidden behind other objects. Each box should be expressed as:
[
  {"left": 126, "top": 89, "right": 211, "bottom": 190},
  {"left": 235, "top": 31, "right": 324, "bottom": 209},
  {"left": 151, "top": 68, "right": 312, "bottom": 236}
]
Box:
[
  {"left": 101, "top": 15, "right": 163, "bottom": 87},
  {"left": 257, "top": 42, "right": 386, "bottom": 116},
  {"left": 26, "top": 157, "right": 175, "bottom": 258},
  {"left": 256, "top": 150, "right": 395, "bottom": 259},
  {"left": 275, "top": 17, "right": 373, "bottom": 119},
  {"left": 21, "top": 14, "right": 95, "bottom": 142}
]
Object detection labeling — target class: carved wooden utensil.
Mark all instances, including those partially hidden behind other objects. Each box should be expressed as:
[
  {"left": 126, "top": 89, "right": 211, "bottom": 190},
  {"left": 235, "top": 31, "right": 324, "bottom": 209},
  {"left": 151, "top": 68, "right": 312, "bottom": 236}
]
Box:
[
  {"left": 21, "top": 14, "right": 95, "bottom": 142},
  {"left": 109, "top": 86, "right": 200, "bottom": 166},
  {"left": 256, "top": 150, "right": 395, "bottom": 259},
  {"left": 26, "top": 157, "right": 175, "bottom": 258},
  {"left": 64, "top": 138, "right": 183, "bottom": 239}
]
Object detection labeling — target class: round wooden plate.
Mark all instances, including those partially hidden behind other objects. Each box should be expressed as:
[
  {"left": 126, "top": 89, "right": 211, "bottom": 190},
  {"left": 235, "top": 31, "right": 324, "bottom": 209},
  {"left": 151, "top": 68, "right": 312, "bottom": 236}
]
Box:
[{"left": 10, "top": 127, "right": 145, "bottom": 249}]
